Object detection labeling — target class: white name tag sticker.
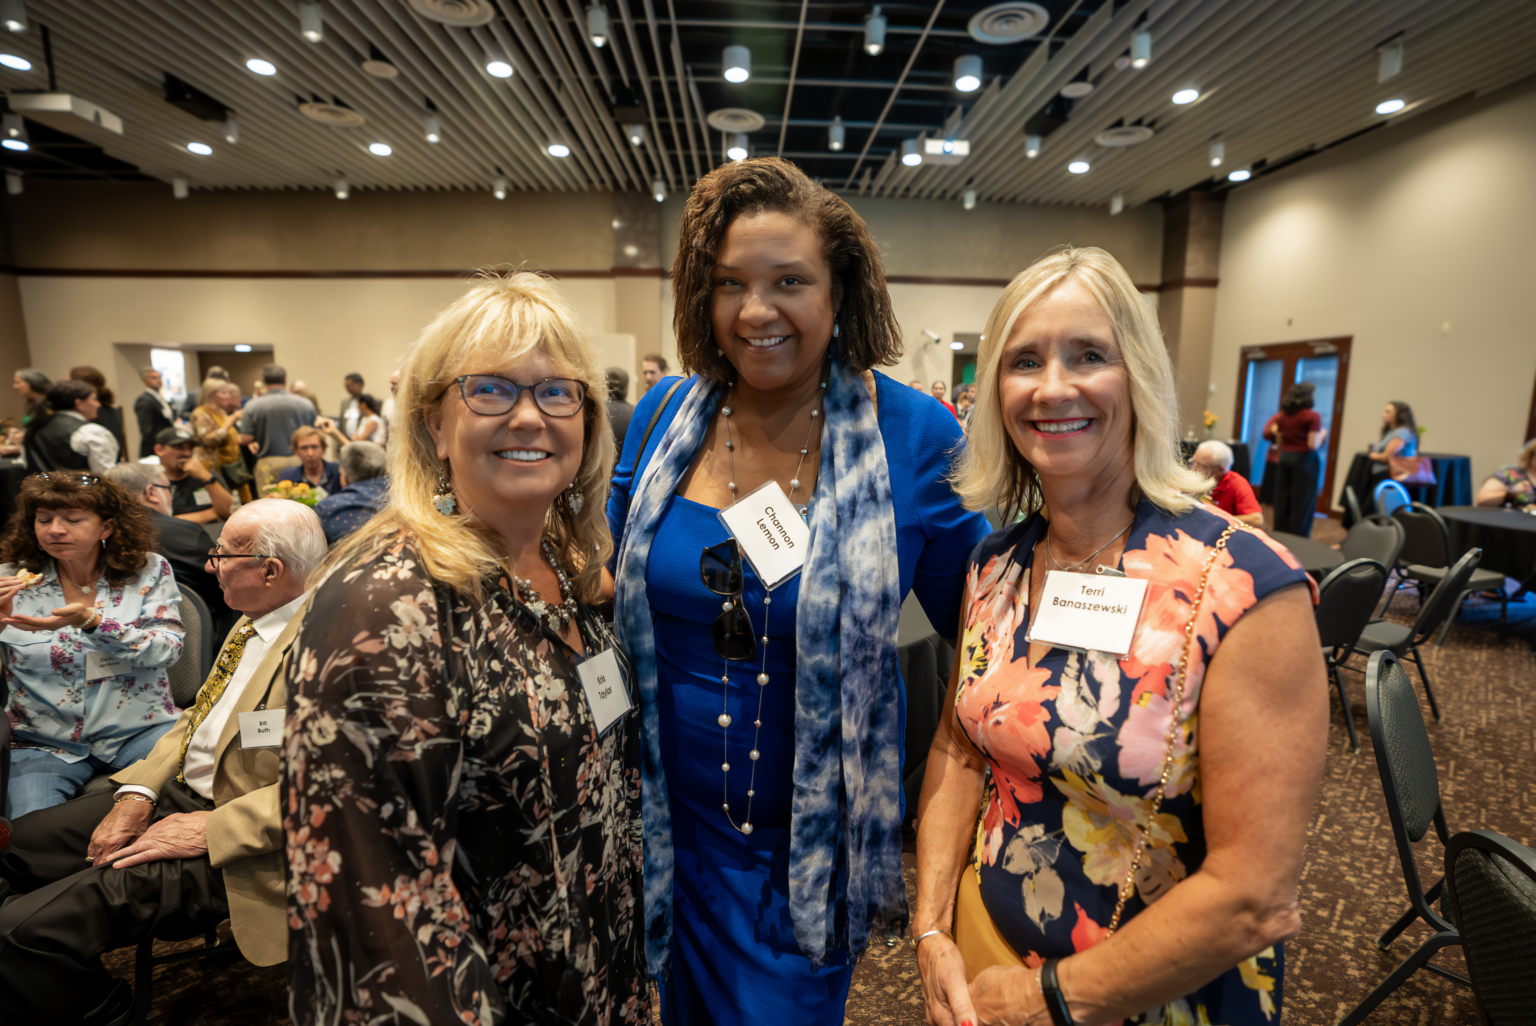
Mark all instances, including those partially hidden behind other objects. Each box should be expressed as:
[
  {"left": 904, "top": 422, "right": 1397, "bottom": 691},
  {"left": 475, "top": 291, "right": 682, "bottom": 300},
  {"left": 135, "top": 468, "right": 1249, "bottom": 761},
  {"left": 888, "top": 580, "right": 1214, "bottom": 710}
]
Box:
[
  {"left": 238, "top": 709, "right": 283, "bottom": 748},
  {"left": 85, "top": 649, "right": 131, "bottom": 681},
  {"left": 1026, "top": 570, "right": 1150, "bottom": 657},
  {"left": 576, "top": 648, "right": 632, "bottom": 735},
  {"left": 193, "top": 487, "right": 212, "bottom": 506},
  {"left": 716, "top": 481, "right": 811, "bottom": 591}
]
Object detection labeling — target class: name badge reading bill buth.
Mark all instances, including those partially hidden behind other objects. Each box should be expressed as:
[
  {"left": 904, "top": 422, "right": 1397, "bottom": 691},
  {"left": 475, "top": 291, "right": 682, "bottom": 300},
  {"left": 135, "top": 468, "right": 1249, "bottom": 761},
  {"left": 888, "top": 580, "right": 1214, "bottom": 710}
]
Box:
[
  {"left": 1025, "top": 569, "right": 1150, "bottom": 657},
  {"left": 716, "top": 481, "right": 811, "bottom": 592},
  {"left": 238, "top": 709, "right": 283, "bottom": 748}
]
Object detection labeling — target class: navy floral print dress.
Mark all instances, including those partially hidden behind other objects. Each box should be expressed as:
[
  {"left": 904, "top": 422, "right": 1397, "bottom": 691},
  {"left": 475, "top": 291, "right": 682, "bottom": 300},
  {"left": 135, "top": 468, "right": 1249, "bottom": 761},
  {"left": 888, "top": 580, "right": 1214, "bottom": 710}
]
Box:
[
  {"left": 284, "top": 541, "right": 648, "bottom": 1026},
  {"left": 955, "top": 501, "right": 1314, "bottom": 1025}
]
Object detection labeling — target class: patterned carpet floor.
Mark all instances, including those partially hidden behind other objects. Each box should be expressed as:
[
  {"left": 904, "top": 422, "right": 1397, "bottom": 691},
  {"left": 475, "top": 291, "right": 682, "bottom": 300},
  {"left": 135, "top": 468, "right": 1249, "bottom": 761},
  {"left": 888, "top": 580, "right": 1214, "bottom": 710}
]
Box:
[{"left": 102, "top": 517, "right": 1536, "bottom": 1025}]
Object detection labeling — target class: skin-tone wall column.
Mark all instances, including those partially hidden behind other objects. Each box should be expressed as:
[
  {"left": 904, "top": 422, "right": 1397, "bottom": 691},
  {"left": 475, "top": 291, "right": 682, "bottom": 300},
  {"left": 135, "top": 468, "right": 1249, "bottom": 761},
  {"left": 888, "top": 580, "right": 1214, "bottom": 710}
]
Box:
[{"left": 1157, "top": 189, "right": 1226, "bottom": 438}]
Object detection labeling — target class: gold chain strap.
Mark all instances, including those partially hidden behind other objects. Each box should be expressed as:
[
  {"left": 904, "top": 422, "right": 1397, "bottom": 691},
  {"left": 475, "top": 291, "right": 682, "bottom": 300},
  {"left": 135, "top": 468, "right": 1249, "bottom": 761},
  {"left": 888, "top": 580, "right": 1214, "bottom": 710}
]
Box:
[{"left": 1106, "top": 522, "right": 1244, "bottom": 934}]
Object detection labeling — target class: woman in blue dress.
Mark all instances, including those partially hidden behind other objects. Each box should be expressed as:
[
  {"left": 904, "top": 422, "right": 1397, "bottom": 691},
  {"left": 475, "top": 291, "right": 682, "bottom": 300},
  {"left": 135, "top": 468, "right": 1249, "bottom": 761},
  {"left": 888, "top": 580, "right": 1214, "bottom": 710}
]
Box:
[{"left": 609, "top": 158, "right": 990, "bottom": 1024}]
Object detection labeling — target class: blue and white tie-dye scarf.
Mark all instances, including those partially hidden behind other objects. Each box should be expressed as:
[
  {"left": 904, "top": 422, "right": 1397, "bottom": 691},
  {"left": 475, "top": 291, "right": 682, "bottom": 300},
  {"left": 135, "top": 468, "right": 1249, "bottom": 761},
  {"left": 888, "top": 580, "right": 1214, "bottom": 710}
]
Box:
[{"left": 613, "top": 357, "right": 906, "bottom": 974}]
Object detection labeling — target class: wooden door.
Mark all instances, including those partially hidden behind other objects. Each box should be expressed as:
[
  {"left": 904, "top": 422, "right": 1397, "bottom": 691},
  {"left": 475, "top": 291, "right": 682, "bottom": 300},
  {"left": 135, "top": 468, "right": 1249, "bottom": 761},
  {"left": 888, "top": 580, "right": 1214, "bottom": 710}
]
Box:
[{"left": 1233, "top": 337, "right": 1352, "bottom": 515}]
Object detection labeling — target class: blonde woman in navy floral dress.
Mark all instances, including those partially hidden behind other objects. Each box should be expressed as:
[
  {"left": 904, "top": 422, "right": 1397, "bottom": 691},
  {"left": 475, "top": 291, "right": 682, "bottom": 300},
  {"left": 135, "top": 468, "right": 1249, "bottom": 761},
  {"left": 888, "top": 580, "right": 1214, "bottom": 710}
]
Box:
[
  {"left": 284, "top": 272, "right": 647, "bottom": 1026},
  {"left": 913, "top": 248, "right": 1329, "bottom": 1026}
]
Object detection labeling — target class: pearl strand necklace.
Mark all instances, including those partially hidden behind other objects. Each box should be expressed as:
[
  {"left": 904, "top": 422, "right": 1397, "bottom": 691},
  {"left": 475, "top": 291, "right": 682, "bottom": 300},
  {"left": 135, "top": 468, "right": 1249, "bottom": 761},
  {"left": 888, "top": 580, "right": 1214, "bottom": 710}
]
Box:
[{"left": 716, "top": 370, "right": 828, "bottom": 836}]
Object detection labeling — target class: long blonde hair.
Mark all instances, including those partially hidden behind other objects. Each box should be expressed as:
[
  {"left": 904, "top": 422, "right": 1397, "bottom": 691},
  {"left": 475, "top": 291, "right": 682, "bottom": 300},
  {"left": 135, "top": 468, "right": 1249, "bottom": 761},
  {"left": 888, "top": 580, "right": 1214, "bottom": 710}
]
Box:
[
  {"left": 322, "top": 270, "right": 614, "bottom": 603},
  {"left": 952, "top": 246, "right": 1208, "bottom": 519}
]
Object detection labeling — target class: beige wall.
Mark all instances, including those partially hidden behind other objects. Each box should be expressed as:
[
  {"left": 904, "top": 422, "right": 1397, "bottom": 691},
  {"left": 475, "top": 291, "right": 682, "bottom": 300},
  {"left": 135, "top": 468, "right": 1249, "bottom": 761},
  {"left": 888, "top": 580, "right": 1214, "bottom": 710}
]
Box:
[{"left": 1211, "top": 76, "right": 1536, "bottom": 503}]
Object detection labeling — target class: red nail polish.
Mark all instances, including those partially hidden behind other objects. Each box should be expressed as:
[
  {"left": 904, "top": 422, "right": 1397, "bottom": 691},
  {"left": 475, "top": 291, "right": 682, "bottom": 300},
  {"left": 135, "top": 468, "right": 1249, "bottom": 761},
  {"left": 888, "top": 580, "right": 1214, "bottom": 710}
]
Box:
[{"left": 961, "top": 1021, "right": 974, "bottom": 1026}]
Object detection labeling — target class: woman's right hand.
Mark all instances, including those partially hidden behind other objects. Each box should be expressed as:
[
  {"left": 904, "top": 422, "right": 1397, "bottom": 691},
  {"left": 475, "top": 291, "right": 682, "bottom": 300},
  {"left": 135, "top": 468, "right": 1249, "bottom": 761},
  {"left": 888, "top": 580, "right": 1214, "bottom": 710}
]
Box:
[
  {"left": 918, "top": 933, "right": 980, "bottom": 1026},
  {"left": 0, "top": 575, "right": 30, "bottom": 620}
]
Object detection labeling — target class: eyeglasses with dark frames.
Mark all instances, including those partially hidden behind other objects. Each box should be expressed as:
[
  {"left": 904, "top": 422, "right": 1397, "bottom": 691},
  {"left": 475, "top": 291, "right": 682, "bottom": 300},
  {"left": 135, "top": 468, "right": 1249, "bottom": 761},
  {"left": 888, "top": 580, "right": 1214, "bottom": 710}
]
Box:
[
  {"left": 206, "top": 547, "right": 274, "bottom": 564},
  {"left": 443, "top": 374, "right": 586, "bottom": 418},
  {"left": 700, "top": 539, "right": 756, "bottom": 662},
  {"left": 148, "top": 483, "right": 173, "bottom": 494}
]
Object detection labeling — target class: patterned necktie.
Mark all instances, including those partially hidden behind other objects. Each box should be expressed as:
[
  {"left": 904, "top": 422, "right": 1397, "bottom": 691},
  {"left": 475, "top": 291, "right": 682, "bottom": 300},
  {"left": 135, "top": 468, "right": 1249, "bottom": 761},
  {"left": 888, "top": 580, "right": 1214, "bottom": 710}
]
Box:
[{"left": 176, "top": 621, "right": 259, "bottom": 782}]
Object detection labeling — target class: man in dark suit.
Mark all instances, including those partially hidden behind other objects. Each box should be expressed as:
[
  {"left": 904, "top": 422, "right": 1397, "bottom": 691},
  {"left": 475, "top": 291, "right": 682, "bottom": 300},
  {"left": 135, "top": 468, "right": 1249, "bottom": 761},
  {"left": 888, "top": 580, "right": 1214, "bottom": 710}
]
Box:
[
  {"left": 606, "top": 366, "right": 635, "bottom": 455},
  {"left": 132, "top": 368, "right": 175, "bottom": 459},
  {"left": 104, "top": 462, "right": 238, "bottom": 638}
]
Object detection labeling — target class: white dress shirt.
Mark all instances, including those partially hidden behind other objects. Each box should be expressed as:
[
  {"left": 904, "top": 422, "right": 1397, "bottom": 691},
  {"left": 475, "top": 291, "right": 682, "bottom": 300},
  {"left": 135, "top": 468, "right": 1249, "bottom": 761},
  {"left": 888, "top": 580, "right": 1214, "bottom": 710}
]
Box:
[
  {"left": 340, "top": 396, "right": 361, "bottom": 439},
  {"left": 116, "top": 592, "right": 308, "bottom": 802},
  {"left": 59, "top": 411, "right": 120, "bottom": 474}
]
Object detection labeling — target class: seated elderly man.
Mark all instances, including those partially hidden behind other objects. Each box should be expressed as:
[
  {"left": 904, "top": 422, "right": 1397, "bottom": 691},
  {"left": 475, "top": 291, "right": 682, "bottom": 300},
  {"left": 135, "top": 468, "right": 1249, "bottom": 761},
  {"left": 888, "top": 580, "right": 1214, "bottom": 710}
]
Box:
[
  {"left": 1191, "top": 439, "right": 1264, "bottom": 527},
  {"left": 314, "top": 440, "right": 388, "bottom": 545},
  {"left": 274, "top": 424, "right": 342, "bottom": 499},
  {"left": 0, "top": 499, "right": 325, "bottom": 1026},
  {"left": 104, "top": 461, "right": 239, "bottom": 638}
]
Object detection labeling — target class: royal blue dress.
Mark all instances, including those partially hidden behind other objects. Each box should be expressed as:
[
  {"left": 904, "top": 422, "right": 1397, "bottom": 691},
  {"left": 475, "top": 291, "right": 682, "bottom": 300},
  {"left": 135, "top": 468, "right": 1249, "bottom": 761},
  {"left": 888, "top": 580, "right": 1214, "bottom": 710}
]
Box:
[{"left": 609, "top": 372, "right": 991, "bottom": 1026}]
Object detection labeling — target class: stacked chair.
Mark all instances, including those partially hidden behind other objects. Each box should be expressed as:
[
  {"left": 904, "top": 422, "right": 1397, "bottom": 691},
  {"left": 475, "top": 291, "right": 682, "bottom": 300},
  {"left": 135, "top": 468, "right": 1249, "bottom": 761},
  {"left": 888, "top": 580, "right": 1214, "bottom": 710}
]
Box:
[
  {"left": 1337, "top": 651, "right": 1469, "bottom": 1025},
  {"left": 1373, "top": 479, "right": 1412, "bottom": 517},
  {"left": 1443, "top": 829, "right": 1536, "bottom": 1024},
  {"left": 1392, "top": 502, "right": 1510, "bottom": 642},
  {"left": 1313, "top": 558, "right": 1389, "bottom": 753}
]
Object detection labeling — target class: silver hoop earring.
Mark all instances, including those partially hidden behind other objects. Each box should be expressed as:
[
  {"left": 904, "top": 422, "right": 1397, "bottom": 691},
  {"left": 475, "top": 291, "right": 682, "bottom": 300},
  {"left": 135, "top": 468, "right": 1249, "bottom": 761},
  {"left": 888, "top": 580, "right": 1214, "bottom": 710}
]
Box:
[
  {"left": 431, "top": 467, "right": 457, "bottom": 516},
  {"left": 566, "top": 482, "right": 584, "bottom": 515}
]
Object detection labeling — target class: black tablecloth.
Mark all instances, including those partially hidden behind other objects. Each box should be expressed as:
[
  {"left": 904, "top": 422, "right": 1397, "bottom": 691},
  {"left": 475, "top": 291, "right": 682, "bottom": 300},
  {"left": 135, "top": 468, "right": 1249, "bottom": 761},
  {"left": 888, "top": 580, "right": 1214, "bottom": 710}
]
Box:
[
  {"left": 0, "top": 459, "right": 27, "bottom": 527},
  {"left": 1440, "top": 506, "right": 1536, "bottom": 584},
  {"left": 1340, "top": 452, "right": 1475, "bottom": 525},
  {"left": 1268, "top": 530, "right": 1344, "bottom": 578}
]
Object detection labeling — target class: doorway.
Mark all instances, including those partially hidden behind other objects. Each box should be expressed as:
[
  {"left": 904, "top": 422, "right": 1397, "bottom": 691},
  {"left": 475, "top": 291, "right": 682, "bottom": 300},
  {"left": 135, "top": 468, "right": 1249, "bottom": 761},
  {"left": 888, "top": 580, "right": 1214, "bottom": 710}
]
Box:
[{"left": 1234, "top": 337, "right": 1352, "bottom": 515}]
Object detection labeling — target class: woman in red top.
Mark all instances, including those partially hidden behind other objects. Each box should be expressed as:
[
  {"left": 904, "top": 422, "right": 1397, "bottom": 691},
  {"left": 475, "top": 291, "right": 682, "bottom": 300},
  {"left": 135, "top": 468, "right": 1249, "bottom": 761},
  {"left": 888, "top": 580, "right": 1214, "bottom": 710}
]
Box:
[{"left": 1266, "top": 382, "right": 1327, "bottom": 536}]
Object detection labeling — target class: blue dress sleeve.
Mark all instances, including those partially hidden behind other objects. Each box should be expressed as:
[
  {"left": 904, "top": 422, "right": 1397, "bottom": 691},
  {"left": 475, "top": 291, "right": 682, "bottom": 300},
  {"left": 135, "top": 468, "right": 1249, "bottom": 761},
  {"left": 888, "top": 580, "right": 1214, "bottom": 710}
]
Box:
[
  {"left": 606, "top": 375, "right": 692, "bottom": 566},
  {"left": 877, "top": 375, "right": 993, "bottom": 641}
]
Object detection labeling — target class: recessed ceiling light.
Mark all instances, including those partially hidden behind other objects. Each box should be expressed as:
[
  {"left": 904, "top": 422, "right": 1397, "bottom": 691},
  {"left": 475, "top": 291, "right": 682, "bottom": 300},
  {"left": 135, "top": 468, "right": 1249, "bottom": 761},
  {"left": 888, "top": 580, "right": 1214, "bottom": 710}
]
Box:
[
  {"left": 369, "top": 142, "right": 392, "bottom": 156},
  {"left": 1228, "top": 168, "right": 1251, "bottom": 182},
  {"left": 1, "top": 138, "right": 27, "bottom": 151},
  {"left": 0, "top": 53, "right": 29, "bottom": 71},
  {"left": 547, "top": 141, "right": 570, "bottom": 157},
  {"left": 187, "top": 142, "right": 213, "bottom": 155},
  {"left": 1172, "top": 88, "right": 1199, "bottom": 105},
  {"left": 1376, "top": 98, "right": 1405, "bottom": 115},
  {"left": 234, "top": 344, "right": 253, "bottom": 353},
  {"left": 486, "top": 59, "right": 513, "bottom": 78},
  {"left": 246, "top": 58, "right": 276, "bottom": 76},
  {"left": 1068, "top": 159, "right": 1089, "bottom": 174},
  {"left": 950, "top": 340, "right": 965, "bottom": 351}
]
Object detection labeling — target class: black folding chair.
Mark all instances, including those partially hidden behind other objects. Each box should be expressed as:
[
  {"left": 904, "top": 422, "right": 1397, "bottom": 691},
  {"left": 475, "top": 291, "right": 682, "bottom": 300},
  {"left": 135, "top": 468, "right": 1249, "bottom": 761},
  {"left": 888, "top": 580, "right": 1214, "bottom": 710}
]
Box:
[
  {"left": 1339, "top": 516, "right": 1405, "bottom": 614},
  {"left": 1337, "top": 651, "right": 1468, "bottom": 1025},
  {"left": 897, "top": 633, "right": 954, "bottom": 826},
  {"left": 1443, "top": 829, "right": 1536, "bottom": 1026},
  {"left": 1343, "top": 484, "right": 1365, "bottom": 527},
  {"left": 1350, "top": 548, "right": 1483, "bottom": 723},
  {"left": 1314, "top": 558, "right": 1388, "bottom": 753},
  {"left": 1393, "top": 503, "right": 1510, "bottom": 642}
]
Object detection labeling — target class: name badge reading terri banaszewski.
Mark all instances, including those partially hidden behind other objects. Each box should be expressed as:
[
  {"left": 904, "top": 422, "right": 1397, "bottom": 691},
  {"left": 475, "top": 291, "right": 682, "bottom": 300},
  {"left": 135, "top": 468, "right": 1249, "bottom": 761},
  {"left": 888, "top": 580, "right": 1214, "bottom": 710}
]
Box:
[
  {"left": 716, "top": 481, "right": 811, "bottom": 591},
  {"left": 1026, "top": 570, "right": 1150, "bottom": 657}
]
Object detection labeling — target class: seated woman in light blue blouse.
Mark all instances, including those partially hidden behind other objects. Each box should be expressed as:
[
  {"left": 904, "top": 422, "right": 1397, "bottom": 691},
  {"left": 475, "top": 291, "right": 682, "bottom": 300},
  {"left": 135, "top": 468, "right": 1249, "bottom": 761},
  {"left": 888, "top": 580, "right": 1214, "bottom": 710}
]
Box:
[
  {"left": 1365, "top": 400, "right": 1417, "bottom": 476},
  {"left": 0, "top": 473, "right": 183, "bottom": 819}
]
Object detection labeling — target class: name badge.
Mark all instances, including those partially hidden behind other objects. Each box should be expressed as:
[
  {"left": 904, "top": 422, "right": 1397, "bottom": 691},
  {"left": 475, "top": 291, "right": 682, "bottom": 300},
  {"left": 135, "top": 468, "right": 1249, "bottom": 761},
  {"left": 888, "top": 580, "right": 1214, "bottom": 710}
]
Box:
[
  {"left": 238, "top": 709, "right": 282, "bottom": 748},
  {"left": 716, "top": 481, "right": 811, "bottom": 591},
  {"left": 576, "top": 648, "right": 632, "bottom": 735},
  {"left": 193, "top": 487, "right": 212, "bottom": 506},
  {"left": 1026, "top": 570, "right": 1149, "bottom": 657},
  {"left": 85, "top": 649, "right": 131, "bottom": 681}
]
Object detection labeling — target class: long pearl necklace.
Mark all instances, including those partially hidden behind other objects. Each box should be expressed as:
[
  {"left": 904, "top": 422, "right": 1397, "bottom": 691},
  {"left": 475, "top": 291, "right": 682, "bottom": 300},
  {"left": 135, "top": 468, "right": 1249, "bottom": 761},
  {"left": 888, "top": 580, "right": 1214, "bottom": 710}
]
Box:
[
  {"left": 716, "top": 369, "right": 827, "bottom": 836},
  {"left": 512, "top": 538, "right": 578, "bottom": 636}
]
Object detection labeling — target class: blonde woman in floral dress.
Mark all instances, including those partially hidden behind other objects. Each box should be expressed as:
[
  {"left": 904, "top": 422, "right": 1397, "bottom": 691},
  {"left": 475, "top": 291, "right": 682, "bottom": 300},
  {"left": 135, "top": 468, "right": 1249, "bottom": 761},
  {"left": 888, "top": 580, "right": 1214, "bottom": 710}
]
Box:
[
  {"left": 913, "top": 248, "right": 1329, "bottom": 1026},
  {"left": 284, "top": 271, "right": 646, "bottom": 1025}
]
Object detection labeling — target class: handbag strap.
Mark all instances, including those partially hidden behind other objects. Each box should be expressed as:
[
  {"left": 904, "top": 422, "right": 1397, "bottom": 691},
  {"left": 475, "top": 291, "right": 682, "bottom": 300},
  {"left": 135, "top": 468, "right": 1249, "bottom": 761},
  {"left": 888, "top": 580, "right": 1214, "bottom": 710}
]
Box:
[{"left": 632, "top": 377, "right": 685, "bottom": 482}]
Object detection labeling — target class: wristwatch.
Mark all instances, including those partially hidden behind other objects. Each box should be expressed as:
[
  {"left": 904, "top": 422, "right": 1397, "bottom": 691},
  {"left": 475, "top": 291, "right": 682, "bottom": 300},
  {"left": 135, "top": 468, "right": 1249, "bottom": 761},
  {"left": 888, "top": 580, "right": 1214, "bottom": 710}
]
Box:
[{"left": 1040, "top": 958, "right": 1076, "bottom": 1026}]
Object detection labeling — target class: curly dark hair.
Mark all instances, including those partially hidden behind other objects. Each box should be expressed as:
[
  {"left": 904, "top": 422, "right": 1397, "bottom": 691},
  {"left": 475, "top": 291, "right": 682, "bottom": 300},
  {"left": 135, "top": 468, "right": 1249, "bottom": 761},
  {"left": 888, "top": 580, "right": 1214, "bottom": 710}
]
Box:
[
  {"left": 1381, "top": 399, "right": 1417, "bottom": 439},
  {"left": 1280, "top": 382, "right": 1316, "bottom": 415},
  {"left": 671, "top": 157, "right": 902, "bottom": 381},
  {"left": 0, "top": 474, "right": 157, "bottom": 587}
]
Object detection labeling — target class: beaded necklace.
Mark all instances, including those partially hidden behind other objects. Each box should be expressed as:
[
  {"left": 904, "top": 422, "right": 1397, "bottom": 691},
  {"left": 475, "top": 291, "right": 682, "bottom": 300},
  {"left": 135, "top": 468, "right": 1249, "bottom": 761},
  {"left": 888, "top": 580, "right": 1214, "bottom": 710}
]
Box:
[{"left": 512, "top": 537, "right": 578, "bottom": 636}]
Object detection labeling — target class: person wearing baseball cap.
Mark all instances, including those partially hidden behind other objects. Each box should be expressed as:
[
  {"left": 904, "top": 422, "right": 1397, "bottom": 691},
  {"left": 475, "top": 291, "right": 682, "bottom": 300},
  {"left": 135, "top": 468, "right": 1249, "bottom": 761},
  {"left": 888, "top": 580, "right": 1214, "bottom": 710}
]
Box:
[{"left": 154, "top": 427, "right": 231, "bottom": 524}]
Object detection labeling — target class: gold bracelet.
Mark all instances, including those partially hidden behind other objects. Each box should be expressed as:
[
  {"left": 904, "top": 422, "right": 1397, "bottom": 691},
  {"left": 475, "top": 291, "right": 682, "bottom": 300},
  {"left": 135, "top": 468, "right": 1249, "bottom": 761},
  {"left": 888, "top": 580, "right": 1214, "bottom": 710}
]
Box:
[{"left": 113, "top": 793, "right": 155, "bottom": 806}]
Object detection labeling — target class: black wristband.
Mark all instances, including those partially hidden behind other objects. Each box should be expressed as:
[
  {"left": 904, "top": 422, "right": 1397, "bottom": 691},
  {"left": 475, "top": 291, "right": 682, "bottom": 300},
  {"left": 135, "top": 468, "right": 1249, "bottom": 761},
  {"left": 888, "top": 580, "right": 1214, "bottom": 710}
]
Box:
[{"left": 1040, "top": 958, "right": 1075, "bottom": 1026}]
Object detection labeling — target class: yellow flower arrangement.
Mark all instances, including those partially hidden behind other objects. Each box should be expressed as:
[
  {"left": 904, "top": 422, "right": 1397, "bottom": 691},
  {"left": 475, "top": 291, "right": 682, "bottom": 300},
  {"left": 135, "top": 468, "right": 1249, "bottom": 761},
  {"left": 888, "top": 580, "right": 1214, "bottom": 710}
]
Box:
[
  {"left": 263, "top": 479, "right": 320, "bottom": 507},
  {"left": 1202, "top": 409, "right": 1217, "bottom": 439}
]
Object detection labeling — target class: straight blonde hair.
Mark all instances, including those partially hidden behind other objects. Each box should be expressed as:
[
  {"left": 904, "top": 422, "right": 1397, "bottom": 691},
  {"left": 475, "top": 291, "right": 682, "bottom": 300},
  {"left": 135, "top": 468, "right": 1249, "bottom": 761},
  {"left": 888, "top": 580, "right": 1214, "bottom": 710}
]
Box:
[
  {"left": 952, "top": 246, "right": 1208, "bottom": 519},
  {"left": 321, "top": 270, "right": 614, "bottom": 603}
]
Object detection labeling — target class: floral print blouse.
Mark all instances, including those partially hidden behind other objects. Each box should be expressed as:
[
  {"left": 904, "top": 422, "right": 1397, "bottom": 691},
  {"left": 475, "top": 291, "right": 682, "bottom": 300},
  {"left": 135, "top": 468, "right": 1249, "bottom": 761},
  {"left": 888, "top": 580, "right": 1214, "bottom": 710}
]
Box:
[
  {"left": 1488, "top": 464, "right": 1536, "bottom": 506},
  {"left": 284, "top": 540, "right": 649, "bottom": 1026},
  {"left": 2, "top": 556, "right": 183, "bottom": 763},
  {"left": 955, "top": 501, "right": 1313, "bottom": 1025}
]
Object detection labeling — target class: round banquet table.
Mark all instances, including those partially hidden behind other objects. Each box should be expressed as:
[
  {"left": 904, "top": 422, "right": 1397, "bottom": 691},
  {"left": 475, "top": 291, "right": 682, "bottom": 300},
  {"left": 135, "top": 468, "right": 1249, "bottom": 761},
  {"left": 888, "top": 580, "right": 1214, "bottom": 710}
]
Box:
[
  {"left": 1267, "top": 530, "right": 1344, "bottom": 579},
  {"left": 1340, "top": 452, "right": 1475, "bottom": 525},
  {"left": 1439, "top": 506, "right": 1536, "bottom": 589}
]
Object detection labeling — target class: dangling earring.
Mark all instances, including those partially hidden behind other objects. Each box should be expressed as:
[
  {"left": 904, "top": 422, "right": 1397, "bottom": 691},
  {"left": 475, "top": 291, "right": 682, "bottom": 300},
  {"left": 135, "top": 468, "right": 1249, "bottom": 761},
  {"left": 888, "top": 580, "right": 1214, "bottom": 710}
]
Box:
[
  {"left": 431, "top": 466, "right": 457, "bottom": 516},
  {"left": 101, "top": 538, "right": 107, "bottom": 550},
  {"left": 833, "top": 319, "right": 840, "bottom": 338},
  {"left": 565, "top": 481, "right": 584, "bottom": 515}
]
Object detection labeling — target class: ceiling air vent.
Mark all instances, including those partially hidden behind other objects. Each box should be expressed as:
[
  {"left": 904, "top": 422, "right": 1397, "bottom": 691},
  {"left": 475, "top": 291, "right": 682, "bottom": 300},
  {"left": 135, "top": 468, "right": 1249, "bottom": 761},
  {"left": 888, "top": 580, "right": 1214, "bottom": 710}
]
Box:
[
  {"left": 407, "top": 0, "right": 497, "bottom": 27},
  {"left": 968, "top": 3, "right": 1050, "bottom": 45},
  {"left": 706, "top": 108, "right": 765, "bottom": 133},
  {"left": 1095, "top": 125, "right": 1155, "bottom": 147},
  {"left": 298, "top": 97, "right": 366, "bottom": 128}
]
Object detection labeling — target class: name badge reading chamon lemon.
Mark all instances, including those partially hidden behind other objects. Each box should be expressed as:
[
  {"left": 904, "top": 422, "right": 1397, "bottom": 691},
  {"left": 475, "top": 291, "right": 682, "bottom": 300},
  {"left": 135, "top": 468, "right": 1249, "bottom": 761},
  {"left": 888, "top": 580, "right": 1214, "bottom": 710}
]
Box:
[{"left": 716, "top": 481, "right": 810, "bottom": 591}]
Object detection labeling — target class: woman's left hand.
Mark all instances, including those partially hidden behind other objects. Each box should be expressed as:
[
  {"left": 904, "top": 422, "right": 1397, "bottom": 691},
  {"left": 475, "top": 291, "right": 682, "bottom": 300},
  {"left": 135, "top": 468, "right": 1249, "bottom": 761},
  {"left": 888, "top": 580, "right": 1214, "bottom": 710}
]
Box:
[{"left": 3, "top": 600, "right": 97, "bottom": 633}]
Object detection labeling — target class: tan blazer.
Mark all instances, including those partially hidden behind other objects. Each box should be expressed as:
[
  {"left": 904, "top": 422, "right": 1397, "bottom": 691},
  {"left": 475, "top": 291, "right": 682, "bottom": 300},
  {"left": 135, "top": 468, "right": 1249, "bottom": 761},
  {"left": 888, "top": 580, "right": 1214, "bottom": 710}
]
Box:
[{"left": 111, "top": 611, "right": 303, "bottom": 967}]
